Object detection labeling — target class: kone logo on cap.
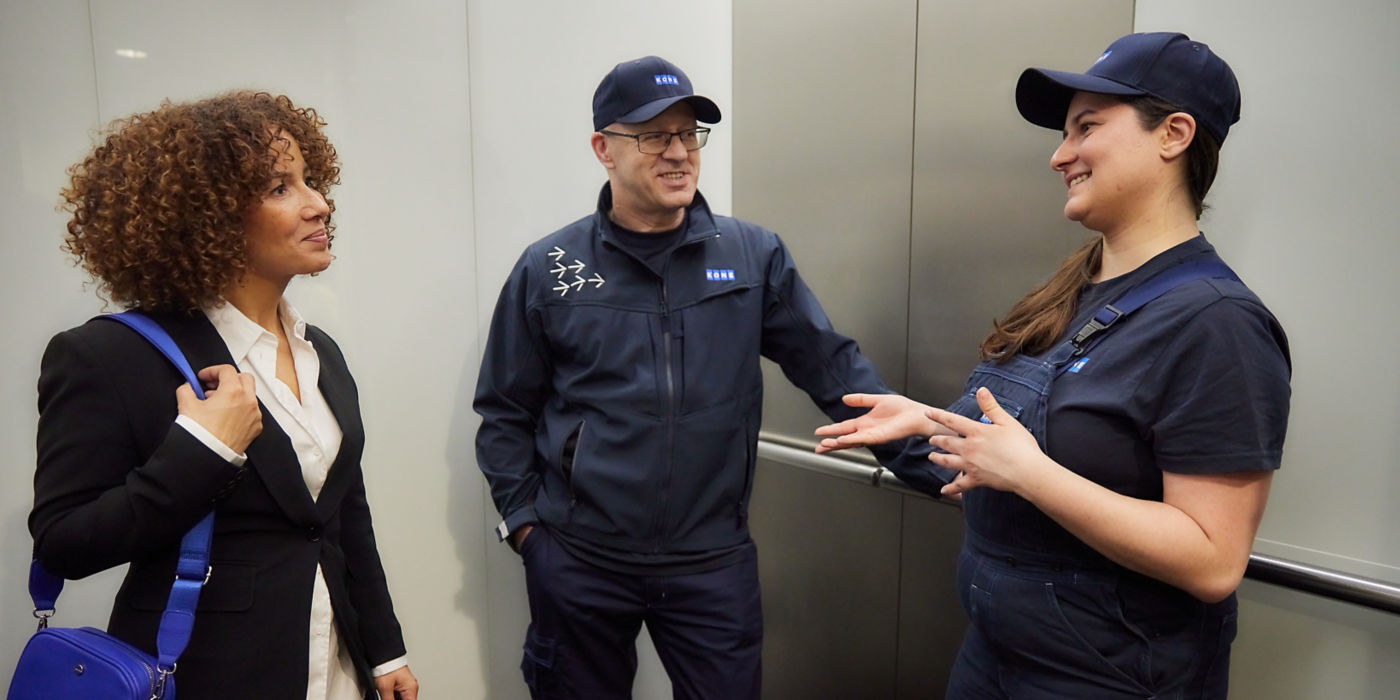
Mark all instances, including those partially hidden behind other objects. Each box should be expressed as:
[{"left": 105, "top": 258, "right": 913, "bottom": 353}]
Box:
[
  {"left": 655, "top": 74, "right": 680, "bottom": 86},
  {"left": 1094, "top": 50, "right": 1112, "bottom": 65}
]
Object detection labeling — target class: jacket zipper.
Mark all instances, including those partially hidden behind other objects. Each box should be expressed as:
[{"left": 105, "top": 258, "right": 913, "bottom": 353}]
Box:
[
  {"left": 607, "top": 231, "right": 718, "bottom": 552},
  {"left": 652, "top": 277, "right": 676, "bottom": 552}
]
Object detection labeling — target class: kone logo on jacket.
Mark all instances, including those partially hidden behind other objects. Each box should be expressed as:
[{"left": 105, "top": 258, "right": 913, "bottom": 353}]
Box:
[{"left": 547, "top": 246, "right": 605, "bottom": 297}]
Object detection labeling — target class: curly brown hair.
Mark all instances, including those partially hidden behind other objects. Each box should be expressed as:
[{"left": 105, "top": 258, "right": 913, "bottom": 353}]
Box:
[{"left": 60, "top": 90, "right": 340, "bottom": 311}]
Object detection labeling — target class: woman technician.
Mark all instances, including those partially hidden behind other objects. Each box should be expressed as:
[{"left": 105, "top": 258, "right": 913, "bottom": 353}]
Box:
[{"left": 816, "top": 32, "right": 1291, "bottom": 698}]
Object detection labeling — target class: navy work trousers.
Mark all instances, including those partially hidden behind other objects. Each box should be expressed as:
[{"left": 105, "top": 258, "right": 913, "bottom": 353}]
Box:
[
  {"left": 945, "top": 532, "right": 1236, "bottom": 699},
  {"left": 518, "top": 527, "right": 762, "bottom": 699}
]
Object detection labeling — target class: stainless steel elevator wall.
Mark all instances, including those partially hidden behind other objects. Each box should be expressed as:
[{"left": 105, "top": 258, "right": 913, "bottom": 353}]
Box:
[{"left": 733, "top": 1, "right": 1132, "bottom": 697}]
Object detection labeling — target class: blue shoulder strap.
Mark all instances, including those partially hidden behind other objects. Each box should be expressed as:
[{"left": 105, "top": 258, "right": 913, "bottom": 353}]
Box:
[
  {"left": 1058, "top": 260, "right": 1240, "bottom": 374},
  {"left": 29, "top": 310, "right": 215, "bottom": 674}
]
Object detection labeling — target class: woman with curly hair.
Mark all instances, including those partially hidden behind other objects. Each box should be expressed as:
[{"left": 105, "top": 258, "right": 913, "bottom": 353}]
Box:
[{"left": 29, "top": 91, "right": 419, "bottom": 700}]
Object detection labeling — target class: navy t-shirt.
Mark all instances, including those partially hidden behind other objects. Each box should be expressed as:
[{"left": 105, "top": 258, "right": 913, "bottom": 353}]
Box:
[{"left": 1004, "top": 235, "right": 1291, "bottom": 563}]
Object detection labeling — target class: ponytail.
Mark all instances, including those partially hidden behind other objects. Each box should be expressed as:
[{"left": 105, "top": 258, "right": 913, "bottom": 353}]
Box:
[{"left": 979, "top": 237, "right": 1101, "bottom": 360}]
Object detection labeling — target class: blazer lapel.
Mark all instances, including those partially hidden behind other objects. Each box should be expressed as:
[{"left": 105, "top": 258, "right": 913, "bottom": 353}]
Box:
[
  {"left": 243, "top": 401, "right": 319, "bottom": 523},
  {"left": 150, "top": 310, "right": 319, "bottom": 525},
  {"left": 312, "top": 331, "right": 363, "bottom": 521}
]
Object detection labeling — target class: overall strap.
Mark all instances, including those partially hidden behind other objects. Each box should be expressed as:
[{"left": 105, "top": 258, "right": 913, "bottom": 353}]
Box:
[
  {"left": 1056, "top": 260, "right": 1240, "bottom": 376},
  {"left": 28, "top": 310, "right": 216, "bottom": 674}
]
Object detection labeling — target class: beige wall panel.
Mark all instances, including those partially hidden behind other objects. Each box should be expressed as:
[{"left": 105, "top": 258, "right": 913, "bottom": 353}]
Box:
[
  {"left": 908, "top": 1, "right": 1133, "bottom": 404},
  {"left": 748, "top": 460, "right": 905, "bottom": 698},
  {"left": 895, "top": 498, "right": 966, "bottom": 698},
  {"left": 733, "top": 0, "right": 919, "bottom": 439}
]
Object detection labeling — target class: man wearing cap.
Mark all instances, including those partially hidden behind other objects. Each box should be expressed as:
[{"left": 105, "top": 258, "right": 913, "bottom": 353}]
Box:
[{"left": 474, "top": 55, "right": 932, "bottom": 699}]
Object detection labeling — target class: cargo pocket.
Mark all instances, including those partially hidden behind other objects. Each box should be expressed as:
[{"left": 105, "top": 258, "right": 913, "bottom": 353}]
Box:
[
  {"left": 520, "top": 623, "right": 558, "bottom": 695},
  {"left": 1193, "top": 611, "right": 1237, "bottom": 696},
  {"left": 1041, "top": 580, "right": 1153, "bottom": 695}
]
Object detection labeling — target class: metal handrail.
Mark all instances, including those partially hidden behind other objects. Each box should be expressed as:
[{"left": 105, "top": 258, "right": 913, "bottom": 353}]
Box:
[{"left": 756, "top": 432, "right": 1400, "bottom": 616}]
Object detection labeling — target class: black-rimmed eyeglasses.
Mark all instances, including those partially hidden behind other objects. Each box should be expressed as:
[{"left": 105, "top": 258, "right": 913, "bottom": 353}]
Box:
[{"left": 599, "top": 127, "right": 711, "bottom": 154}]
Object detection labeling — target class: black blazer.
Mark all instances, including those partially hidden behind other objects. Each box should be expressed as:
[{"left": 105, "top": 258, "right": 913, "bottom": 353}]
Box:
[{"left": 29, "top": 310, "right": 405, "bottom": 699}]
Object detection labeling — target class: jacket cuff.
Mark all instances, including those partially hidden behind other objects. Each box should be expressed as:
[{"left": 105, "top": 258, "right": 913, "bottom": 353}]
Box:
[
  {"left": 496, "top": 507, "right": 538, "bottom": 543},
  {"left": 870, "top": 437, "right": 958, "bottom": 496}
]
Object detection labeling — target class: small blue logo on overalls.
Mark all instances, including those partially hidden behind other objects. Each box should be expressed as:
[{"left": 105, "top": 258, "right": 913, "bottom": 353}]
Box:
[
  {"left": 655, "top": 74, "right": 680, "bottom": 86},
  {"left": 1068, "top": 357, "right": 1090, "bottom": 373},
  {"left": 706, "top": 269, "right": 735, "bottom": 281}
]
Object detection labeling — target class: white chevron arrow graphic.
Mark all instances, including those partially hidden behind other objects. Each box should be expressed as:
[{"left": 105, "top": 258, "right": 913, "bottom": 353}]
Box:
[
  {"left": 570, "top": 275, "right": 586, "bottom": 291},
  {"left": 589, "top": 274, "right": 605, "bottom": 288},
  {"left": 553, "top": 281, "right": 570, "bottom": 296},
  {"left": 548, "top": 246, "right": 566, "bottom": 260},
  {"left": 569, "top": 259, "right": 586, "bottom": 274},
  {"left": 550, "top": 262, "right": 568, "bottom": 278}
]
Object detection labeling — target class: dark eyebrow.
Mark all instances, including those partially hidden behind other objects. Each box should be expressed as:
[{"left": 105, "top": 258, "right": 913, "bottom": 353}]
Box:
[{"left": 1063, "top": 108, "right": 1100, "bottom": 136}]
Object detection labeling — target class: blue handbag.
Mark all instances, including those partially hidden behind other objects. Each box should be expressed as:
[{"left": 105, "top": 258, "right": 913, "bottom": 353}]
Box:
[{"left": 8, "top": 312, "right": 216, "bottom": 700}]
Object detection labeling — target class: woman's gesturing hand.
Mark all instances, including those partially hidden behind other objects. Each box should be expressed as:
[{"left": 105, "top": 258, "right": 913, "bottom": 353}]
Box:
[{"left": 928, "top": 387, "right": 1052, "bottom": 497}]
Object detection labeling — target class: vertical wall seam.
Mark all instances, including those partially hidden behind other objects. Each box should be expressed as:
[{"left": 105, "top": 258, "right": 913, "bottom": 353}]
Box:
[
  {"left": 464, "top": 10, "right": 482, "bottom": 363},
  {"left": 894, "top": 4, "right": 922, "bottom": 692},
  {"left": 460, "top": 2, "right": 496, "bottom": 690},
  {"left": 85, "top": 0, "right": 102, "bottom": 122},
  {"left": 902, "top": 0, "right": 920, "bottom": 399}
]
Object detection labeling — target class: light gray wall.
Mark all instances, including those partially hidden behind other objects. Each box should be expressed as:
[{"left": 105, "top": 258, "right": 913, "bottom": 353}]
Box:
[
  {"left": 0, "top": 0, "right": 488, "bottom": 693},
  {"left": 1139, "top": 0, "right": 1400, "bottom": 584},
  {"left": 1135, "top": 1, "right": 1400, "bottom": 697},
  {"left": 0, "top": 1, "right": 731, "bottom": 697}
]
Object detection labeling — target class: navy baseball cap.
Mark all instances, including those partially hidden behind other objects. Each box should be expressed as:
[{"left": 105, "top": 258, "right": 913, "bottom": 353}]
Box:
[
  {"left": 592, "top": 55, "right": 722, "bottom": 131},
  {"left": 1016, "top": 32, "right": 1241, "bottom": 143}
]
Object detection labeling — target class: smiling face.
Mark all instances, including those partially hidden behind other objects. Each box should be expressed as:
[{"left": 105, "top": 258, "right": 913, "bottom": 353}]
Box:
[
  {"left": 1050, "top": 92, "right": 1164, "bottom": 233},
  {"left": 241, "top": 131, "right": 333, "bottom": 288},
  {"left": 593, "top": 102, "right": 700, "bottom": 231}
]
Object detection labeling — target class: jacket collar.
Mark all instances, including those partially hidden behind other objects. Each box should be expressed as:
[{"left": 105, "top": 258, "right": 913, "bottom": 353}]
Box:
[{"left": 592, "top": 182, "right": 721, "bottom": 248}]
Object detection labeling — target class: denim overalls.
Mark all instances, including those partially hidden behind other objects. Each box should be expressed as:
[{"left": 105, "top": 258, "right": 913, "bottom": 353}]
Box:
[{"left": 942, "top": 262, "right": 1240, "bottom": 700}]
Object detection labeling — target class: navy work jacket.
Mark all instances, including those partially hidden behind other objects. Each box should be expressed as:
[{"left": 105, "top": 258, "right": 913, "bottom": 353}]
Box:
[{"left": 474, "top": 184, "right": 932, "bottom": 557}]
